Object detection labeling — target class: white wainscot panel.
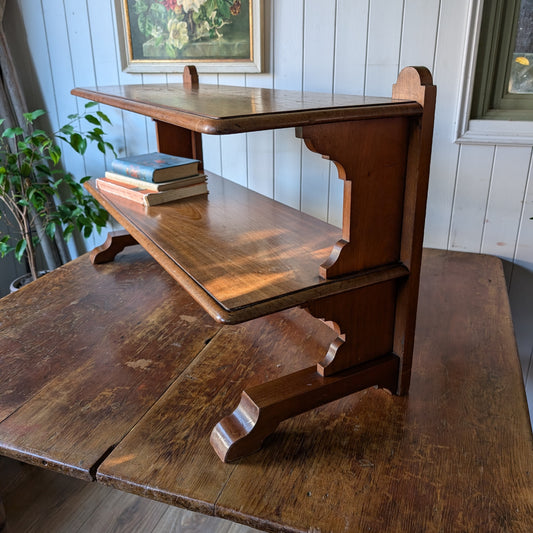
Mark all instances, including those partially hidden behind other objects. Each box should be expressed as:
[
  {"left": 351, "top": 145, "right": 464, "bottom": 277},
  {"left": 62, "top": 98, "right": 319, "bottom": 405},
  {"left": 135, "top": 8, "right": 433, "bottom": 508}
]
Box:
[
  {"left": 272, "top": 0, "right": 303, "bottom": 91},
  {"left": 507, "top": 160, "right": 533, "bottom": 381},
  {"left": 423, "top": 0, "right": 471, "bottom": 248},
  {"left": 334, "top": 0, "right": 369, "bottom": 95},
  {"left": 274, "top": 129, "right": 302, "bottom": 210},
  {"left": 365, "top": 0, "right": 403, "bottom": 96},
  {"left": 247, "top": 131, "right": 274, "bottom": 198},
  {"left": 399, "top": 0, "right": 440, "bottom": 71},
  {"left": 481, "top": 146, "right": 532, "bottom": 278},
  {"left": 448, "top": 144, "right": 495, "bottom": 252}
]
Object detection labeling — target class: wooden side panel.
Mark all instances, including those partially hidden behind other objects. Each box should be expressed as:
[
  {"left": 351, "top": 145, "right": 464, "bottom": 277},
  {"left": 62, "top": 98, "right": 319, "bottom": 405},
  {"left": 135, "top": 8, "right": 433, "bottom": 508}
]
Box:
[
  {"left": 298, "top": 117, "right": 409, "bottom": 276},
  {"left": 155, "top": 120, "right": 203, "bottom": 167},
  {"left": 308, "top": 281, "right": 397, "bottom": 374}
]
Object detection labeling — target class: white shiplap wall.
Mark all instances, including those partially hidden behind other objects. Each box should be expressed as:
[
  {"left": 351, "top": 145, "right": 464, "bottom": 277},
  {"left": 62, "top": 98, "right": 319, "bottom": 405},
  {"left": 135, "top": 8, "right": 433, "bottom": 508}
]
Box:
[{"left": 3, "top": 0, "right": 533, "bottom": 420}]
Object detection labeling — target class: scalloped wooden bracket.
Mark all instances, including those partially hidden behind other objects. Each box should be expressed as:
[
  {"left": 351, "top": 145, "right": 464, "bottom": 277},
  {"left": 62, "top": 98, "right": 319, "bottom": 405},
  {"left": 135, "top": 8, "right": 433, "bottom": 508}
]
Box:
[
  {"left": 210, "top": 354, "right": 399, "bottom": 463},
  {"left": 296, "top": 66, "right": 435, "bottom": 281},
  {"left": 306, "top": 281, "right": 397, "bottom": 377},
  {"left": 89, "top": 230, "right": 138, "bottom": 264}
]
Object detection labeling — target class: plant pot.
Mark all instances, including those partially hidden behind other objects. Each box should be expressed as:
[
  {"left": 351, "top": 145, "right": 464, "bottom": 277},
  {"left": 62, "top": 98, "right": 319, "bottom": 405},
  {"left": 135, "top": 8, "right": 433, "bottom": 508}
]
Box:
[{"left": 9, "top": 271, "right": 49, "bottom": 293}]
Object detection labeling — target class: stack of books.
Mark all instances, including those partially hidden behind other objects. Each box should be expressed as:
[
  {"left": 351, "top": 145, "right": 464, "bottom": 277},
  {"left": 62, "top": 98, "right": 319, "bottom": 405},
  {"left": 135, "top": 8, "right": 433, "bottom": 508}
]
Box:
[{"left": 96, "top": 152, "right": 208, "bottom": 206}]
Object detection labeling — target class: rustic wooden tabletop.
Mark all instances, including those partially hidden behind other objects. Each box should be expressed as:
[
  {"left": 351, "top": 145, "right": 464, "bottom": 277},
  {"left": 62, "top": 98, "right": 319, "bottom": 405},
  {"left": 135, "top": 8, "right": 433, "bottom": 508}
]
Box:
[{"left": 0, "top": 247, "right": 531, "bottom": 532}]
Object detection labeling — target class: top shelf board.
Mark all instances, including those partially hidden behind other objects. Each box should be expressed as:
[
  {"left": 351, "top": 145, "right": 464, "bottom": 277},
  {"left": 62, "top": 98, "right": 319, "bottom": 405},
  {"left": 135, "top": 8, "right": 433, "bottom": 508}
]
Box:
[{"left": 71, "top": 83, "right": 422, "bottom": 135}]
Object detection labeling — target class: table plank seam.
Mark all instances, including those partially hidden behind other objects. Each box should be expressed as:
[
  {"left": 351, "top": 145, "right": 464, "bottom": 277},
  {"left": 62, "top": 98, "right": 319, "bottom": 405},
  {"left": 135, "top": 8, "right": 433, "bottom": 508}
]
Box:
[{"left": 93, "top": 330, "right": 224, "bottom": 481}]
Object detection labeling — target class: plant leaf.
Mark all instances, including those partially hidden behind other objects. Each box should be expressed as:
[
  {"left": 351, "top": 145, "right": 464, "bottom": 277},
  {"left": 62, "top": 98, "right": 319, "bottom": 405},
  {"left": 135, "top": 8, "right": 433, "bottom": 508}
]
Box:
[
  {"left": 23, "top": 109, "right": 46, "bottom": 122},
  {"left": 14, "top": 239, "right": 27, "bottom": 262},
  {"left": 85, "top": 114, "right": 101, "bottom": 126},
  {"left": 2, "top": 127, "right": 24, "bottom": 138}
]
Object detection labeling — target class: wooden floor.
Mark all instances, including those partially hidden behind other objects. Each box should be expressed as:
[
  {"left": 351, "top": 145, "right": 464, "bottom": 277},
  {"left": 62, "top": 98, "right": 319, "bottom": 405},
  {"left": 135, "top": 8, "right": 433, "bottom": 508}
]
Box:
[{"left": 0, "top": 456, "right": 259, "bottom": 533}]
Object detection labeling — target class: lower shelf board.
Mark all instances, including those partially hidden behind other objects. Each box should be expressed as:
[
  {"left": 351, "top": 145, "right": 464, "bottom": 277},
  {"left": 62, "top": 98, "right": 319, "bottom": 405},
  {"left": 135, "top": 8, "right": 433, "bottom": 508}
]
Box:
[{"left": 85, "top": 174, "right": 410, "bottom": 324}]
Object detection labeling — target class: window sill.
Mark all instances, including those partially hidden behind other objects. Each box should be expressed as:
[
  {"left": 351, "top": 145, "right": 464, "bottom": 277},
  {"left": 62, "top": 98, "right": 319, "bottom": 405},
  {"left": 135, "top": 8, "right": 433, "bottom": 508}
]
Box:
[{"left": 456, "top": 119, "right": 533, "bottom": 146}]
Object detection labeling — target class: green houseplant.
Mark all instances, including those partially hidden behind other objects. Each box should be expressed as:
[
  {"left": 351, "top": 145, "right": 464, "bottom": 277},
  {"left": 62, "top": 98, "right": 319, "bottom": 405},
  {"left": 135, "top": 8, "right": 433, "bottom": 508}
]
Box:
[{"left": 0, "top": 103, "right": 115, "bottom": 285}]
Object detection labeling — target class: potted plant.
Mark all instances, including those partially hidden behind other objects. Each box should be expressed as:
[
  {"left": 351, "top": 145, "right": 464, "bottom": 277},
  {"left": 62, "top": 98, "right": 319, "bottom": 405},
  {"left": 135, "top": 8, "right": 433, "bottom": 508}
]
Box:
[{"left": 0, "top": 102, "right": 115, "bottom": 288}]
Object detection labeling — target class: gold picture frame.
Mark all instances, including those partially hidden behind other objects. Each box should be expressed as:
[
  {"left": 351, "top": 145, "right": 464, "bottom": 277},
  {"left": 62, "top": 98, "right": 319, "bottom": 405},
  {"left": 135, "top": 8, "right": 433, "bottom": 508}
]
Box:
[{"left": 116, "top": 0, "right": 262, "bottom": 73}]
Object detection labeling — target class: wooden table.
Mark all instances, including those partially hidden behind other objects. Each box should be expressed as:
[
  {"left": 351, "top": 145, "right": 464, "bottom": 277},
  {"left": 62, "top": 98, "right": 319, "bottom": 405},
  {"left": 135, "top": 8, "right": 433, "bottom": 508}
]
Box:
[{"left": 0, "top": 247, "right": 531, "bottom": 532}]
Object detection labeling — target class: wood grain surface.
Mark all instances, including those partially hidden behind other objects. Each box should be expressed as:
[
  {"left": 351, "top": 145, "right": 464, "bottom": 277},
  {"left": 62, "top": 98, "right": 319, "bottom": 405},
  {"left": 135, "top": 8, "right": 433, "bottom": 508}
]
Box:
[
  {"left": 214, "top": 250, "right": 533, "bottom": 532},
  {"left": 298, "top": 117, "right": 409, "bottom": 277},
  {"left": 71, "top": 84, "right": 421, "bottom": 135},
  {"left": 0, "top": 248, "right": 220, "bottom": 480},
  {"left": 1, "top": 248, "right": 531, "bottom": 532},
  {"left": 85, "top": 173, "right": 409, "bottom": 324},
  {"left": 96, "top": 249, "right": 532, "bottom": 532},
  {"left": 96, "top": 306, "right": 338, "bottom": 514}
]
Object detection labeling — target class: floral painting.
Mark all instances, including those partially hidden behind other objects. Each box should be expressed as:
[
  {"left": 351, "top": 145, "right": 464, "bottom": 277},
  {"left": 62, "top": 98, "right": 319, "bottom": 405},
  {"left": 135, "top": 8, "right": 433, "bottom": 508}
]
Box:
[{"left": 118, "top": 0, "right": 262, "bottom": 72}]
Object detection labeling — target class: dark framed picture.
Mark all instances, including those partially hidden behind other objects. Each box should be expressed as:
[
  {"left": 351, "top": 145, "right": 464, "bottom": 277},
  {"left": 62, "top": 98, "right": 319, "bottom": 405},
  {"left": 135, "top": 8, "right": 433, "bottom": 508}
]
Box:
[{"left": 116, "top": 0, "right": 262, "bottom": 73}]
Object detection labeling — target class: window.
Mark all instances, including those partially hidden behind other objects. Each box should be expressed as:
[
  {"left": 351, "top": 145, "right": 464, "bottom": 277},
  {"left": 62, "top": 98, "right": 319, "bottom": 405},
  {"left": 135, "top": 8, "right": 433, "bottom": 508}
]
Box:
[{"left": 471, "top": 0, "right": 533, "bottom": 120}]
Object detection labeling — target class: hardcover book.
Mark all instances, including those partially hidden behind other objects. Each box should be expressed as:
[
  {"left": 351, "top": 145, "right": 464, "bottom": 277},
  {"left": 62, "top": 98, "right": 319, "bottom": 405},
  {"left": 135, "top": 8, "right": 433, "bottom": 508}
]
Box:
[
  {"left": 96, "top": 177, "right": 208, "bottom": 206},
  {"left": 104, "top": 171, "right": 206, "bottom": 192},
  {"left": 111, "top": 152, "right": 200, "bottom": 183}
]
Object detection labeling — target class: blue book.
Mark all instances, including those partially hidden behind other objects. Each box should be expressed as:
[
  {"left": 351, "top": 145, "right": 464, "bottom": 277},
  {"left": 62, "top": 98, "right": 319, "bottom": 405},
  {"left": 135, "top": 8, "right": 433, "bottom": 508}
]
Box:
[{"left": 111, "top": 152, "right": 200, "bottom": 183}]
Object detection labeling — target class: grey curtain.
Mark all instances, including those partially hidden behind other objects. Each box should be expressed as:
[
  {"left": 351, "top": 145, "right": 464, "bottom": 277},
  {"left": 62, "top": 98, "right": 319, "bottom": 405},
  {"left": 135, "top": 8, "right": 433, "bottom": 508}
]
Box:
[{"left": 0, "top": 0, "right": 70, "bottom": 271}]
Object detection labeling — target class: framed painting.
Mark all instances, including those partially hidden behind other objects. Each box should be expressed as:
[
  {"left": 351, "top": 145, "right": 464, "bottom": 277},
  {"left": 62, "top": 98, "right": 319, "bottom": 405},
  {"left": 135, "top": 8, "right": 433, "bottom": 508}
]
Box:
[{"left": 116, "top": 0, "right": 262, "bottom": 73}]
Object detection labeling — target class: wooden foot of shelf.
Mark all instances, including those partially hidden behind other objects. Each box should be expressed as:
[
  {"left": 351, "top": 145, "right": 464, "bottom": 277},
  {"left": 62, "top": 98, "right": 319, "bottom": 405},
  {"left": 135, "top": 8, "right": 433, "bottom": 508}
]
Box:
[
  {"left": 210, "top": 354, "right": 399, "bottom": 463},
  {"left": 90, "top": 230, "right": 138, "bottom": 264}
]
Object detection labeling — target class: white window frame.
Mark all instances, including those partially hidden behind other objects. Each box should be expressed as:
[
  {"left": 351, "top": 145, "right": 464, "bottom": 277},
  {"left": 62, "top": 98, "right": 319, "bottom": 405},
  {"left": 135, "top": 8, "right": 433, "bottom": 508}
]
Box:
[{"left": 456, "top": 0, "right": 533, "bottom": 146}]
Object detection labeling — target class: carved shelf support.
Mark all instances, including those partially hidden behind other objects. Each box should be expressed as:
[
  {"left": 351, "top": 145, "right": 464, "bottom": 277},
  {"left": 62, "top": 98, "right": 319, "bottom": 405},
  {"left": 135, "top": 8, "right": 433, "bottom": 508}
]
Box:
[
  {"left": 306, "top": 281, "right": 397, "bottom": 377},
  {"left": 210, "top": 67, "right": 435, "bottom": 461},
  {"left": 90, "top": 230, "right": 138, "bottom": 264},
  {"left": 296, "top": 117, "right": 409, "bottom": 280},
  {"left": 296, "top": 66, "right": 435, "bottom": 282},
  {"left": 210, "top": 354, "right": 399, "bottom": 463},
  {"left": 154, "top": 66, "right": 203, "bottom": 168}
]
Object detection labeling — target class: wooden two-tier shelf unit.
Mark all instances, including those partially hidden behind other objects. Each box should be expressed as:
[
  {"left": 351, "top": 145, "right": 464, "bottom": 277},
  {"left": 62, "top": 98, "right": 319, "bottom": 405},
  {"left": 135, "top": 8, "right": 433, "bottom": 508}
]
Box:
[{"left": 72, "top": 66, "right": 436, "bottom": 463}]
